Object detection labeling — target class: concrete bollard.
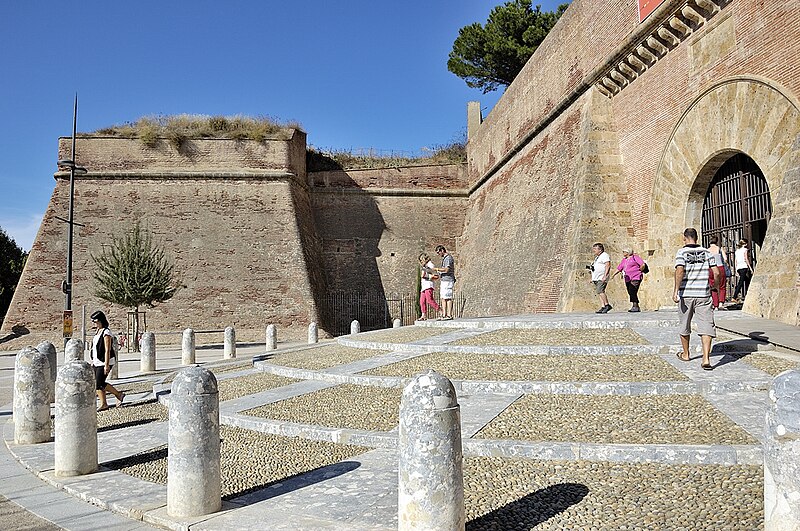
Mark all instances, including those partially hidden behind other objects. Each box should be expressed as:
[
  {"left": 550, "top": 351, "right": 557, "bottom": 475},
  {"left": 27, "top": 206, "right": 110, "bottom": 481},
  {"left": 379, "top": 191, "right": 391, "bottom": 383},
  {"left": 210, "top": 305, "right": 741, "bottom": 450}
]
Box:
[
  {"left": 765, "top": 369, "right": 800, "bottom": 530},
  {"left": 308, "top": 322, "right": 318, "bottom": 344},
  {"left": 224, "top": 326, "right": 236, "bottom": 359},
  {"left": 13, "top": 347, "right": 52, "bottom": 444},
  {"left": 65, "top": 338, "right": 84, "bottom": 362},
  {"left": 398, "top": 369, "right": 464, "bottom": 530},
  {"left": 266, "top": 324, "right": 277, "bottom": 351},
  {"left": 182, "top": 328, "right": 195, "bottom": 365},
  {"left": 141, "top": 332, "right": 156, "bottom": 373},
  {"left": 55, "top": 361, "right": 97, "bottom": 476},
  {"left": 393, "top": 318, "right": 402, "bottom": 328},
  {"left": 351, "top": 320, "right": 360, "bottom": 335},
  {"left": 36, "top": 341, "right": 57, "bottom": 403},
  {"left": 167, "top": 366, "right": 221, "bottom": 517}
]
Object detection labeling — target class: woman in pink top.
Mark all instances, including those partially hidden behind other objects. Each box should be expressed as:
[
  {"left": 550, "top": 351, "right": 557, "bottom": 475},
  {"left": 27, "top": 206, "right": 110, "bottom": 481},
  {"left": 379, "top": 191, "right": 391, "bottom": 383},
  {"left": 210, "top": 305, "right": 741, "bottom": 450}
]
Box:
[{"left": 610, "top": 248, "right": 645, "bottom": 312}]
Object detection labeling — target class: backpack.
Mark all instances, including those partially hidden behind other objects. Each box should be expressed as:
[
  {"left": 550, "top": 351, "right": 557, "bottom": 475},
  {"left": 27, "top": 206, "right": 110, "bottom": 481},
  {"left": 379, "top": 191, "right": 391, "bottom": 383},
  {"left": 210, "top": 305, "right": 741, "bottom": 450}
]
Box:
[
  {"left": 641, "top": 262, "right": 650, "bottom": 274},
  {"left": 97, "top": 329, "right": 119, "bottom": 362}
]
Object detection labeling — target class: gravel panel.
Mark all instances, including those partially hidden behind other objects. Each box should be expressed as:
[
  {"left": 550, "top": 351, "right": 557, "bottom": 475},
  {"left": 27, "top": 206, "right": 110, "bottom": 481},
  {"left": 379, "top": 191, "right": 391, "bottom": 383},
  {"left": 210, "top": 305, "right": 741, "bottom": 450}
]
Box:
[
  {"left": 360, "top": 326, "right": 462, "bottom": 343},
  {"left": 218, "top": 373, "right": 299, "bottom": 402},
  {"left": 454, "top": 328, "right": 648, "bottom": 346},
  {"left": 96, "top": 400, "right": 168, "bottom": 431},
  {"left": 263, "top": 344, "right": 387, "bottom": 370},
  {"left": 243, "top": 384, "right": 402, "bottom": 431},
  {"left": 476, "top": 394, "right": 757, "bottom": 445},
  {"left": 114, "top": 380, "right": 157, "bottom": 394},
  {"left": 363, "top": 352, "right": 689, "bottom": 382},
  {"left": 464, "top": 457, "right": 762, "bottom": 530},
  {"left": 104, "top": 426, "right": 369, "bottom": 500},
  {"left": 739, "top": 353, "right": 799, "bottom": 377}
]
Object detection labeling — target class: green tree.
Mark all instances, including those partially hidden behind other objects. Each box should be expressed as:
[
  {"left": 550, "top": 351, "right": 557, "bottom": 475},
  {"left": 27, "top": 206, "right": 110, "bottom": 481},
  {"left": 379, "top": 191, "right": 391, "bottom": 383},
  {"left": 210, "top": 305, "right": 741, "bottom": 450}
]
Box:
[
  {"left": 0, "top": 227, "right": 28, "bottom": 326},
  {"left": 448, "top": 0, "right": 569, "bottom": 93},
  {"left": 92, "top": 222, "right": 180, "bottom": 348}
]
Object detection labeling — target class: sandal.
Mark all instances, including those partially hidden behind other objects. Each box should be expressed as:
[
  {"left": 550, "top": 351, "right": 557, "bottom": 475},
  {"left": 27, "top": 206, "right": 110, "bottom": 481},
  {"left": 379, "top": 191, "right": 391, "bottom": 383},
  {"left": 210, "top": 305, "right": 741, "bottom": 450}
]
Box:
[
  {"left": 97, "top": 405, "right": 109, "bottom": 412},
  {"left": 702, "top": 363, "right": 713, "bottom": 371},
  {"left": 676, "top": 352, "right": 690, "bottom": 362},
  {"left": 116, "top": 393, "right": 126, "bottom": 408}
]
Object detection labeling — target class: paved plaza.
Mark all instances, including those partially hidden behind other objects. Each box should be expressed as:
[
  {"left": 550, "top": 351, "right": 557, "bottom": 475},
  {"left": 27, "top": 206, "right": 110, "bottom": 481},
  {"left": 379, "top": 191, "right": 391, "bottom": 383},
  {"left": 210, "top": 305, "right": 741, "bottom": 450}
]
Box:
[{"left": 1, "top": 310, "right": 799, "bottom": 529}]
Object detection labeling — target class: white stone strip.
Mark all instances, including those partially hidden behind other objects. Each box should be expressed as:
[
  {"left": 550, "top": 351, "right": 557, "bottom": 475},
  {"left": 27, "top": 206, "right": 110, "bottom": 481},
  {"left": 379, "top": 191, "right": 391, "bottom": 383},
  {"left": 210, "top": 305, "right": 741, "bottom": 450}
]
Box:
[
  {"left": 705, "top": 391, "right": 770, "bottom": 444},
  {"left": 254, "top": 362, "right": 408, "bottom": 389},
  {"left": 413, "top": 316, "right": 678, "bottom": 330}
]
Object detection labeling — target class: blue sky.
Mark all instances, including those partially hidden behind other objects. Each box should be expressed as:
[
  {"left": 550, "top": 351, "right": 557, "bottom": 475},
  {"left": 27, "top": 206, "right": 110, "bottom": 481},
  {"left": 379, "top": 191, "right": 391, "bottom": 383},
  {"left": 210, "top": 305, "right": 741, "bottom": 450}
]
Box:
[{"left": 0, "top": 1, "right": 562, "bottom": 251}]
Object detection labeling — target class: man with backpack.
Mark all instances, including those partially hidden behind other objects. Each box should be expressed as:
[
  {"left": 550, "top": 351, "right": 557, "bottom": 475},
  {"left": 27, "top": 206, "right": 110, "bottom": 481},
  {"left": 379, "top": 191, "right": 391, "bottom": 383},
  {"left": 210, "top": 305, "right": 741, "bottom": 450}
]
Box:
[{"left": 90, "top": 310, "right": 125, "bottom": 411}]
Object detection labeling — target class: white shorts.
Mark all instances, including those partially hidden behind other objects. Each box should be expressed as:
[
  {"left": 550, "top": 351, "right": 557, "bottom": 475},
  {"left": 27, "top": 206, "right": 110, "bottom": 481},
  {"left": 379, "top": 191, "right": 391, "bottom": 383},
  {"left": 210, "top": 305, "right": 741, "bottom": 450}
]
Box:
[{"left": 440, "top": 280, "right": 454, "bottom": 299}]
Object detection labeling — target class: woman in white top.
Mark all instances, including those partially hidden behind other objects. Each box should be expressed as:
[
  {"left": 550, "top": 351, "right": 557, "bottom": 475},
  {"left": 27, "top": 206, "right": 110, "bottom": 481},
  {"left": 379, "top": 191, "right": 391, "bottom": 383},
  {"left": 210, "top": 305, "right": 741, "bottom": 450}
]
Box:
[
  {"left": 732, "top": 239, "right": 754, "bottom": 301},
  {"left": 417, "top": 253, "right": 441, "bottom": 320},
  {"left": 90, "top": 310, "right": 125, "bottom": 411}
]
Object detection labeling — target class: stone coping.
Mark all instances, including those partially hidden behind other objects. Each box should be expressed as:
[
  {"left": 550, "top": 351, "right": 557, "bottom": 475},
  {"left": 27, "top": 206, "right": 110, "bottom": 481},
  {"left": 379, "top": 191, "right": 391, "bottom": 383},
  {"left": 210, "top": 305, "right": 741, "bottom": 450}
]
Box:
[
  {"left": 410, "top": 314, "right": 679, "bottom": 330},
  {"left": 253, "top": 361, "right": 769, "bottom": 395}
]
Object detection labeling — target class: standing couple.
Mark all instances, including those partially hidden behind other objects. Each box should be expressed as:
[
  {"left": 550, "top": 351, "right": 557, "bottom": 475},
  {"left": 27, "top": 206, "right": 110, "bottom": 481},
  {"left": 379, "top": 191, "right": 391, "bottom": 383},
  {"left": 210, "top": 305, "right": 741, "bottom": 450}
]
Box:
[{"left": 417, "top": 245, "right": 456, "bottom": 321}]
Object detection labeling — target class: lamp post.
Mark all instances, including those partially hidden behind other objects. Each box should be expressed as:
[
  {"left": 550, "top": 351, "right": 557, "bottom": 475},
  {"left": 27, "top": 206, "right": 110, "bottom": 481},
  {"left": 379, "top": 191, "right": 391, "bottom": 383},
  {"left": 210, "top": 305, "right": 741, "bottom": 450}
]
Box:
[{"left": 56, "top": 95, "right": 87, "bottom": 344}]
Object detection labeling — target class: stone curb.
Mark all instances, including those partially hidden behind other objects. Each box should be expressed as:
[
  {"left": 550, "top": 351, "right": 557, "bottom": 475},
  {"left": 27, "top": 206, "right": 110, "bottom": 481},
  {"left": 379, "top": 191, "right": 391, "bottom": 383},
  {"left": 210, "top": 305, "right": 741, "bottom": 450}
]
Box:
[{"left": 411, "top": 317, "right": 679, "bottom": 330}]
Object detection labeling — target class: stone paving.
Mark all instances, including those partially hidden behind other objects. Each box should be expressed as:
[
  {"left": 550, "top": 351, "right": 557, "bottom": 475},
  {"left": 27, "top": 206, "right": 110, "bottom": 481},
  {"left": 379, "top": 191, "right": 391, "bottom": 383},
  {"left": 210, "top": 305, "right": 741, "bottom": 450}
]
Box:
[{"left": 2, "top": 310, "right": 799, "bottom": 529}]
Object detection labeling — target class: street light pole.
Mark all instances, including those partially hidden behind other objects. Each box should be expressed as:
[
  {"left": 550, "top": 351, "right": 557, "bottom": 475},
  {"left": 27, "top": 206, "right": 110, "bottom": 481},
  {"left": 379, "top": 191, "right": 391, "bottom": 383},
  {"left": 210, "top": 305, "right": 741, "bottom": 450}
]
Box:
[{"left": 65, "top": 94, "right": 77, "bottom": 315}]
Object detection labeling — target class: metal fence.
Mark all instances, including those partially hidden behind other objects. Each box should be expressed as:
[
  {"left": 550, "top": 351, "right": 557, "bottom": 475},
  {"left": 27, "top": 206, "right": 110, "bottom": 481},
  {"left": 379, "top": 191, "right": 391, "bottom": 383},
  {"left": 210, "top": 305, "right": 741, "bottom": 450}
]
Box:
[{"left": 318, "top": 291, "right": 467, "bottom": 337}]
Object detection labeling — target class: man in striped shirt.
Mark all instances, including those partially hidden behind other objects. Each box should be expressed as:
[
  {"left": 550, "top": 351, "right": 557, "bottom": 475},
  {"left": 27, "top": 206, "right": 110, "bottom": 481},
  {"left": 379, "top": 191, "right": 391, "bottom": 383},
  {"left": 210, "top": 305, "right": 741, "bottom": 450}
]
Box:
[{"left": 674, "top": 227, "right": 721, "bottom": 370}]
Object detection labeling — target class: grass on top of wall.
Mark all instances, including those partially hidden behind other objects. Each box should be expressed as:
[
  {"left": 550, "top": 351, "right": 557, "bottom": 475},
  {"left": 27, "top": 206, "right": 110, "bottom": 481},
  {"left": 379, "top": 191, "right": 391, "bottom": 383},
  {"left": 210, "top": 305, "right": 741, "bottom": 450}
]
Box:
[{"left": 307, "top": 142, "right": 466, "bottom": 172}]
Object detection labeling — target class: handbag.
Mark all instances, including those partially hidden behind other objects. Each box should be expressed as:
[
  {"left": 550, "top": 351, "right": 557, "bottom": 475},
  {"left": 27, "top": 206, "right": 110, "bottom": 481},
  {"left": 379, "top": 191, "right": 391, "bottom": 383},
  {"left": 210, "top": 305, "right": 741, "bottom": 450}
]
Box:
[{"left": 724, "top": 264, "right": 732, "bottom": 278}]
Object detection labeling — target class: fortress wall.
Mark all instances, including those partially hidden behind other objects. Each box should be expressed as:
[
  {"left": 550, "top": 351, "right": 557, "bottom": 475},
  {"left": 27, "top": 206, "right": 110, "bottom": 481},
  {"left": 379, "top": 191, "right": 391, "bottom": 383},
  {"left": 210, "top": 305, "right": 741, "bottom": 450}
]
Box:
[
  {"left": 467, "top": 0, "right": 638, "bottom": 181},
  {"left": 309, "top": 165, "right": 468, "bottom": 295}
]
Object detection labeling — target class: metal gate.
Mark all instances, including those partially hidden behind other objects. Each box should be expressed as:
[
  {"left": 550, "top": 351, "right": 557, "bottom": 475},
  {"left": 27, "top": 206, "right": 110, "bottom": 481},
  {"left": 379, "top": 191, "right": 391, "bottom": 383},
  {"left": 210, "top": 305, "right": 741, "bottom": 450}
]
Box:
[{"left": 701, "top": 153, "right": 772, "bottom": 297}]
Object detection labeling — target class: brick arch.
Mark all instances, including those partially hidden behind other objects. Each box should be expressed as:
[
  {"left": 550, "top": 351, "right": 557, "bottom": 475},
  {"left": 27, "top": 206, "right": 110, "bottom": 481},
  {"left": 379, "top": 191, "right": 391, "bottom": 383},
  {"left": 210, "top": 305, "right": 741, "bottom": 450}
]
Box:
[{"left": 644, "top": 77, "right": 800, "bottom": 324}]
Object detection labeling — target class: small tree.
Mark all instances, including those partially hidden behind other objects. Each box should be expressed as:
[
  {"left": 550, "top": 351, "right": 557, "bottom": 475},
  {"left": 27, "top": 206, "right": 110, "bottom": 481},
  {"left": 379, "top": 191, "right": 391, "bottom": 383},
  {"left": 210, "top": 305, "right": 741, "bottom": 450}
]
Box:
[
  {"left": 0, "top": 227, "right": 28, "bottom": 326},
  {"left": 448, "top": 0, "right": 569, "bottom": 93},
  {"left": 92, "top": 222, "right": 179, "bottom": 349}
]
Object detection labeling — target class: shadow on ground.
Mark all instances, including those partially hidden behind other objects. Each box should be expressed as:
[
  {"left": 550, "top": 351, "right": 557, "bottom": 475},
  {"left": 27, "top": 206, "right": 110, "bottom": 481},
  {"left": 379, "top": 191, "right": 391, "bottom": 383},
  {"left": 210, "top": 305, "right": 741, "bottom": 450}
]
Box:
[{"left": 466, "top": 482, "right": 589, "bottom": 530}]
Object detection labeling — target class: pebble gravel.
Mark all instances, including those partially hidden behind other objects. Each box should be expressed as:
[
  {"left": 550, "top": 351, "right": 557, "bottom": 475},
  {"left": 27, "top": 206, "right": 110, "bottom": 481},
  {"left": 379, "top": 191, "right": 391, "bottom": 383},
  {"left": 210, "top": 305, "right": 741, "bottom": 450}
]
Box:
[
  {"left": 463, "top": 457, "right": 763, "bottom": 530},
  {"left": 736, "top": 352, "right": 799, "bottom": 377},
  {"left": 363, "top": 352, "right": 689, "bottom": 382},
  {"left": 358, "top": 326, "right": 462, "bottom": 343},
  {"left": 454, "top": 328, "right": 648, "bottom": 346},
  {"left": 217, "top": 372, "right": 299, "bottom": 402},
  {"left": 243, "top": 384, "right": 402, "bottom": 431},
  {"left": 263, "top": 344, "right": 387, "bottom": 370},
  {"left": 96, "top": 400, "right": 168, "bottom": 431},
  {"left": 103, "top": 425, "right": 369, "bottom": 500},
  {"left": 476, "top": 394, "right": 757, "bottom": 445}
]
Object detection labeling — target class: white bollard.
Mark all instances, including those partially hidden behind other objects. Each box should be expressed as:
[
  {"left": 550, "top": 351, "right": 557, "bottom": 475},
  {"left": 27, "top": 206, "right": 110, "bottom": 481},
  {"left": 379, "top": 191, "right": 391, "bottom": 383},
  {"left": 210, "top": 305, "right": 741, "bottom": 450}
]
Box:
[
  {"left": 393, "top": 318, "right": 402, "bottom": 328},
  {"left": 398, "top": 369, "right": 464, "bottom": 530},
  {"left": 765, "top": 369, "right": 800, "bottom": 530},
  {"left": 266, "top": 324, "right": 277, "bottom": 351},
  {"left": 13, "top": 347, "right": 52, "bottom": 444},
  {"left": 167, "top": 366, "right": 221, "bottom": 517},
  {"left": 55, "top": 361, "right": 97, "bottom": 476},
  {"left": 308, "top": 322, "right": 318, "bottom": 344},
  {"left": 141, "top": 332, "right": 156, "bottom": 373},
  {"left": 182, "top": 328, "right": 195, "bottom": 365},
  {"left": 224, "top": 327, "right": 236, "bottom": 359},
  {"left": 65, "top": 338, "right": 84, "bottom": 362},
  {"left": 36, "top": 341, "right": 57, "bottom": 403},
  {"left": 351, "top": 320, "right": 360, "bottom": 335}
]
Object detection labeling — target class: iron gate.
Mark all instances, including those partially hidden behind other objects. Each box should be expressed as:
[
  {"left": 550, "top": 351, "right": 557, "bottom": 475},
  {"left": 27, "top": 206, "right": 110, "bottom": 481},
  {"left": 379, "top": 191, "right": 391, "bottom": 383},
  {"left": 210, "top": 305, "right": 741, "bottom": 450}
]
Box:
[{"left": 701, "top": 153, "right": 772, "bottom": 298}]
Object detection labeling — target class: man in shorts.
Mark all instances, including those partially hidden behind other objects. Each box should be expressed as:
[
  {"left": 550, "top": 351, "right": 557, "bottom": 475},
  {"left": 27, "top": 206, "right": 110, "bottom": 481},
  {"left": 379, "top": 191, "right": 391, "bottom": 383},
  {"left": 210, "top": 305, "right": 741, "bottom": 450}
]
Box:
[
  {"left": 591, "top": 243, "right": 612, "bottom": 313},
  {"left": 674, "top": 227, "right": 720, "bottom": 370},
  {"left": 435, "top": 245, "right": 455, "bottom": 320}
]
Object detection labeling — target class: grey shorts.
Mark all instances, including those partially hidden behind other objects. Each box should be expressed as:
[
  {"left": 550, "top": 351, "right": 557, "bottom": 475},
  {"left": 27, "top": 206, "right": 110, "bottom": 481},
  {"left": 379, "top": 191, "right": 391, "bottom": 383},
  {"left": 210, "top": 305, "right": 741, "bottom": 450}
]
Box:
[
  {"left": 593, "top": 280, "right": 607, "bottom": 294},
  {"left": 678, "top": 296, "right": 716, "bottom": 337}
]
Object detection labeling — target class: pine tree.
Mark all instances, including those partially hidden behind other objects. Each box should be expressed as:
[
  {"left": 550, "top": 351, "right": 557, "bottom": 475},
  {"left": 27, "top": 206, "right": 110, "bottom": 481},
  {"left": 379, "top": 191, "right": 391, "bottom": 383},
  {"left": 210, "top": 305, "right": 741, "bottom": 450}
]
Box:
[{"left": 0, "top": 227, "right": 27, "bottom": 326}]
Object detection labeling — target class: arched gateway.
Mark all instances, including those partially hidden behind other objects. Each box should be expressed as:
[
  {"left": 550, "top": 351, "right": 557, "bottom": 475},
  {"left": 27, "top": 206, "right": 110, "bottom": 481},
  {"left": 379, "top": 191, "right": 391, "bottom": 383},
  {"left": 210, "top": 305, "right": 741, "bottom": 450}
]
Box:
[{"left": 648, "top": 78, "right": 800, "bottom": 324}]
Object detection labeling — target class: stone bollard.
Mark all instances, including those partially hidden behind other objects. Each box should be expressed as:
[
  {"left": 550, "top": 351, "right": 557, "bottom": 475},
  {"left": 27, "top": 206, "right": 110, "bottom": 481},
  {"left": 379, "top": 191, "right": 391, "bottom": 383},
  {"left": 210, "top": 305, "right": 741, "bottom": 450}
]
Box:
[
  {"left": 308, "top": 322, "right": 318, "bottom": 344},
  {"left": 393, "top": 318, "right": 402, "bottom": 328},
  {"left": 182, "top": 328, "right": 196, "bottom": 365},
  {"left": 765, "top": 369, "right": 800, "bottom": 530},
  {"left": 141, "top": 332, "right": 156, "bottom": 373},
  {"left": 265, "top": 324, "right": 277, "bottom": 351},
  {"left": 224, "top": 326, "right": 236, "bottom": 359},
  {"left": 167, "top": 366, "right": 221, "bottom": 517},
  {"left": 13, "top": 347, "right": 52, "bottom": 444},
  {"left": 398, "top": 369, "right": 464, "bottom": 530},
  {"left": 36, "top": 341, "right": 57, "bottom": 403},
  {"left": 351, "top": 320, "right": 360, "bottom": 335},
  {"left": 55, "top": 361, "right": 97, "bottom": 476},
  {"left": 65, "top": 338, "right": 84, "bottom": 362}
]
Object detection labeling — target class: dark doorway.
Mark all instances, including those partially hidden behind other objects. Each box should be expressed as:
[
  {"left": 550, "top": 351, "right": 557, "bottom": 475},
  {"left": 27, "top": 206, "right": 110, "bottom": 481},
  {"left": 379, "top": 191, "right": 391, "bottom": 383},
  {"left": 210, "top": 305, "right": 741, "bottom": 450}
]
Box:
[{"left": 701, "top": 153, "right": 772, "bottom": 299}]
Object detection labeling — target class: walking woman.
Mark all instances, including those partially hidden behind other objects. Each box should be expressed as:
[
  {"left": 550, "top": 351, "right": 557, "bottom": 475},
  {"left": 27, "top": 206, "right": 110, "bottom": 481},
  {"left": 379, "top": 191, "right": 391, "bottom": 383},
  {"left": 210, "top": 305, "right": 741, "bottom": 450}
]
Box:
[
  {"left": 610, "top": 248, "right": 645, "bottom": 312},
  {"left": 707, "top": 235, "right": 728, "bottom": 309},
  {"left": 90, "top": 310, "right": 125, "bottom": 411},
  {"left": 732, "top": 239, "right": 754, "bottom": 301},
  {"left": 417, "top": 253, "right": 440, "bottom": 320}
]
